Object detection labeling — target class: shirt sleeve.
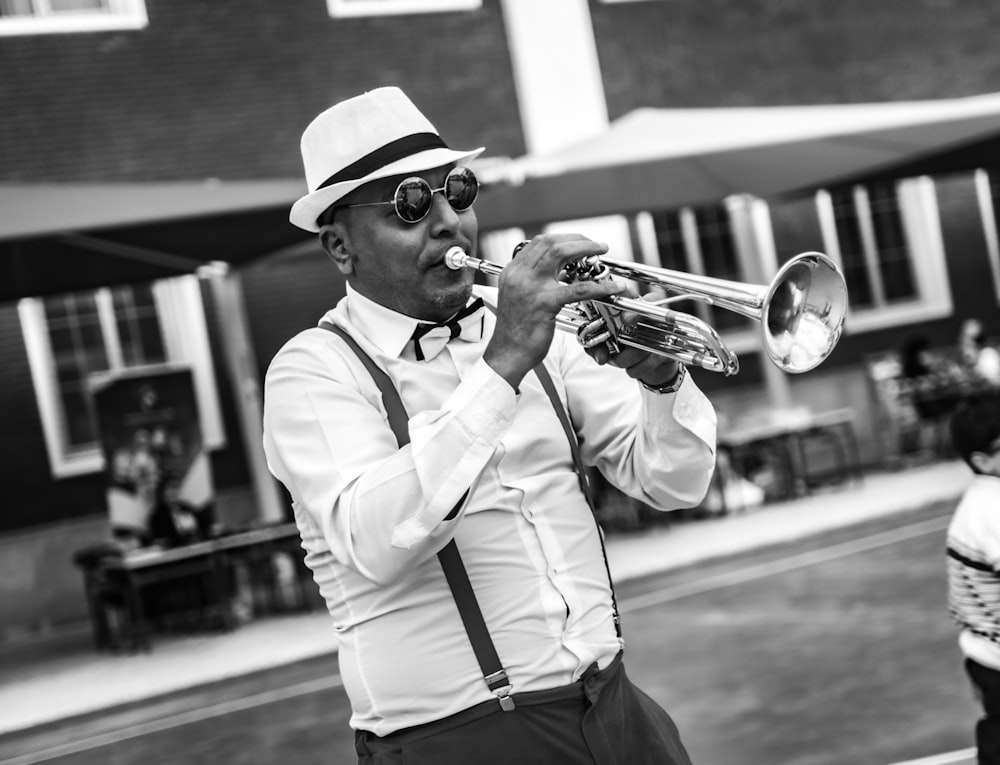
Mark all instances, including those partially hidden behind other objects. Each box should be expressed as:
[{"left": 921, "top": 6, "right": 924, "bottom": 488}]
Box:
[
  {"left": 553, "top": 332, "right": 718, "bottom": 511},
  {"left": 262, "top": 330, "right": 516, "bottom": 585}
]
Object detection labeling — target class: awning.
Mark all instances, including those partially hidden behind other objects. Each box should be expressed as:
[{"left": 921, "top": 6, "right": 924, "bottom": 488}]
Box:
[
  {"left": 475, "top": 92, "right": 1000, "bottom": 230},
  {"left": 0, "top": 180, "right": 311, "bottom": 301}
]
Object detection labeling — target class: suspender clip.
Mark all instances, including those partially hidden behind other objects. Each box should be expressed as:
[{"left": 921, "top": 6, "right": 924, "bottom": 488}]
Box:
[
  {"left": 494, "top": 685, "right": 515, "bottom": 712},
  {"left": 485, "top": 669, "right": 515, "bottom": 712}
]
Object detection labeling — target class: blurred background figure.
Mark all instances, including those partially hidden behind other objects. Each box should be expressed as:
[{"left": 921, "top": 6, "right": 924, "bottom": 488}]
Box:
[
  {"left": 959, "top": 319, "right": 1000, "bottom": 388},
  {"left": 946, "top": 392, "right": 1000, "bottom": 765},
  {"left": 898, "top": 334, "right": 952, "bottom": 457}
]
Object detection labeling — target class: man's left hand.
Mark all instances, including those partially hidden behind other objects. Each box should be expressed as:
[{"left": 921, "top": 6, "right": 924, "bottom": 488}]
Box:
[{"left": 582, "top": 293, "right": 682, "bottom": 388}]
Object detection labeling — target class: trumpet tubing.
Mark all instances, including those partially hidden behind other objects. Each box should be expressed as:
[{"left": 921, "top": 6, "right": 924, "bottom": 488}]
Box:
[{"left": 444, "top": 246, "right": 847, "bottom": 376}]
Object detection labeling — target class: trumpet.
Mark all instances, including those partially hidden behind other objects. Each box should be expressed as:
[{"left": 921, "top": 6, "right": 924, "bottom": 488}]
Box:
[{"left": 444, "top": 244, "right": 847, "bottom": 376}]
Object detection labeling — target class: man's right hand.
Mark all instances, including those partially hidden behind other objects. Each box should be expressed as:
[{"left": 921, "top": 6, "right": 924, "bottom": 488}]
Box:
[{"left": 482, "top": 234, "right": 630, "bottom": 389}]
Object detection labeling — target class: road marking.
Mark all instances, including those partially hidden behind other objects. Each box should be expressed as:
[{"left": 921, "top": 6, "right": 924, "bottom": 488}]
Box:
[
  {"left": 619, "top": 514, "right": 951, "bottom": 613},
  {"left": 884, "top": 748, "right": 976, "bottom": 765},
  {"left": 0, "top": 675, "right": 343, "bottom": 765}
]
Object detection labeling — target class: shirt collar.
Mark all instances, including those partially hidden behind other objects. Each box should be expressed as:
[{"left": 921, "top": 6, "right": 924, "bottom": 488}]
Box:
[{"left": 339, "top": 283, "right": 489, "bottom": 360}]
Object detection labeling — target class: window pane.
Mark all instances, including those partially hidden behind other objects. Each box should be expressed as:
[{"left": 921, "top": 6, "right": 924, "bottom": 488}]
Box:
[
  {"left": 43, "top": 292, "right": 109, "bottom": 448},
  {"left": 50, "top": 0, "right": 109, "bottom": 10},
  {"left": 0, "top": 0, "right": 108, "bottom": 14},
  {"left": 651, "top": 210, "right": 699, "bottom": 318},
  {"left": 42, "top": 285, "right": 166, "bottom": 451},
  {"left": 112, "top": 284, "right": 166, "bottom": 366},
  {"left": 59, "top": 384, "right": 97, "bottom": 447},
  {"left": 651, "top": 210, "right": 688, "bottom": 271},
  {"left": 868, "top": 183, "right": 916, "bottom": 302},
  {"left": 829, "top": 188, "right": 873, "bottom": 308},
  {"left": 651, "top": 206, "right": 747, "bottom": 332},
  {"left": 692, "top": 206, "right": 745, "bottom": 332},
  {"left": 0, "top": 0, "right": 34, "bottom": 16},
  {"left": 55, "top": 0, "right": 107, "bottom": 8}
]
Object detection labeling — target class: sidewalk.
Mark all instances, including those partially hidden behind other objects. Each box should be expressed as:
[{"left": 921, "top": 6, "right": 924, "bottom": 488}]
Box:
[{"left": 0, "top": 458, "right": 972, "bottom": 737}]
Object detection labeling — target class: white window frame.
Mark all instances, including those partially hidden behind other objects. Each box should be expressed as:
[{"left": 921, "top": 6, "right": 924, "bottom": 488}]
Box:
[
  {"left": 974, "top": 168, "right": 1000, "bottom": 308},
  {"left": 816, "top": 176, "right": 952, "bottom": 334},
  {"left": 326, "top": 0, "right": 479, "bottom": 17},
  {"left": 635, "top": 198, "right": 766, "bottom": 359},
  {"left": 19, "top": 275, "right": 225, "bottom": 479},
  {"left": 0, "top": 0, "right": 147, "bottom": 36}
]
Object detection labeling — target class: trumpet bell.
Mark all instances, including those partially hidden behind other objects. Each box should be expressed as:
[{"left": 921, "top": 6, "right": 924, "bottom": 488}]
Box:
[{"left": 762, "top": 252, "right": 848, "bottom": 373}]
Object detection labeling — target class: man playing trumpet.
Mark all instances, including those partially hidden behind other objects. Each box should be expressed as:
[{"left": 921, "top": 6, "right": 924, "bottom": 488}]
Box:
[{"left": 263, "top": 86, "right": 717, "bottom": 764}]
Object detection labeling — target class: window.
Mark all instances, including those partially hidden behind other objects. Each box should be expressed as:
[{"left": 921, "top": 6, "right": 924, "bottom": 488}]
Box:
[
  {"left": 648, "top": 202, "right": 751, "bottom": 335},
  {"left": 326, "top": 0, "right": 479, "bottom": 17},
  {"left": 0, "top": 0, "right": 147, "bottom": 36},
  {"left": 19, "top": 275, "right": 224, "bottom": 478},
  {"left": 974, "top": 168, "right": 1000, "bottom": 308},
  {"left": 816, "top": 177, "right": 952, "bottom": 332}
]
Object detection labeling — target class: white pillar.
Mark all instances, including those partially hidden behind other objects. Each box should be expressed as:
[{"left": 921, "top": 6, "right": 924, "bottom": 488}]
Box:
[
  {"left": 499, "top": 0, "right": 634, "bottom": 259},
  {"left": 204, "top": 264, "right": 285, "bottom": 522}
]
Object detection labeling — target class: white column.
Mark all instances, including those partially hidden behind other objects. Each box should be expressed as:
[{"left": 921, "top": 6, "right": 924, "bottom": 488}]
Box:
[
  {"left": 203, "top": 264, "right": 285, "bottom": 523},
  {"left": 499, "top": 0, "right": 634, "bottom": 259}
]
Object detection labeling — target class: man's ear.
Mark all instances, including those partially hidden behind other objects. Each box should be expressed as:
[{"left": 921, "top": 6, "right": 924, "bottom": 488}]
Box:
[{"left": 319, "top": 222, "right": 355, "bottom": 276}]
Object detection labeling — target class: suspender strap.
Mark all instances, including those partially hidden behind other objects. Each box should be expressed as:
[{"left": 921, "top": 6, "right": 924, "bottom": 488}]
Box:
[
  {"left": 320, "top": 322, "right": 511, "bottom": 708},
  {"left": 531, "top": 364, "right": 594, "bottom": 508},
  {"left": 320, "top": 323, "right": 409, "bottom": 439}
]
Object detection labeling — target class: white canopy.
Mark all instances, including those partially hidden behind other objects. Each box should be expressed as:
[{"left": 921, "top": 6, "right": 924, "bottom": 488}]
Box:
[{"left": 476, "top": 92, "right": 1000, "bottom": 229}]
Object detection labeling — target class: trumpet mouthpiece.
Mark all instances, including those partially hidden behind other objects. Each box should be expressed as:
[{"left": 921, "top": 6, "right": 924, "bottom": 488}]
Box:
[{"left": 444, "top": 247, "right": 466, "bottom": 270}]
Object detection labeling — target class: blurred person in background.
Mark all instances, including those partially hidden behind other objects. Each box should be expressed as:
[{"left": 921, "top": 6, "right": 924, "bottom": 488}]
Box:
[
  {"left": 898, "top": 334, "right": 951, "bottom": 455},
  {"left": 960, "top": 319, "right": 1000, "bottom": 388},
  {"left": 947, "top": 392, "right": 1000, "bottom": 764},
  {"left": 262, "top": 87, "right": 717, "bottom": 764}
]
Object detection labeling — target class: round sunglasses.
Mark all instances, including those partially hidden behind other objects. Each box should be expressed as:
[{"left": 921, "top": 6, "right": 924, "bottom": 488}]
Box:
[{"left": 340, "top": 166, "right": 479, "bottom": 224}]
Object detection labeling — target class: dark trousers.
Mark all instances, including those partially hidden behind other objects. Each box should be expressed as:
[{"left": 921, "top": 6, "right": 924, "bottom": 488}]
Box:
[
  {"left": 355, "top": 653, "right": 692, "bottom": 765},
  {"left": 968, "top": 659, "right": 1000, "bottom": 765}
]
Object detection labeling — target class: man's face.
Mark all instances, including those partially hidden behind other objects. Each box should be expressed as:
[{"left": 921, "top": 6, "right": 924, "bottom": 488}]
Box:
[{"left": 323, "top": 164, "right": 478, "bottom": 322}]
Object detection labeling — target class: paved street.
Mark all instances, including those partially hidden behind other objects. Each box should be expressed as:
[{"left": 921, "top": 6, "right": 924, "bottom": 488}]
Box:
[{"left": 0, "top": 497, "right": 979, "bottom": 765}]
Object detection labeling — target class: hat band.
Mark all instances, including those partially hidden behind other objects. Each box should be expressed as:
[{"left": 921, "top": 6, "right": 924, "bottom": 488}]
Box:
[{"left": 317, "top": 132, "right": 448, "bottom": 190}]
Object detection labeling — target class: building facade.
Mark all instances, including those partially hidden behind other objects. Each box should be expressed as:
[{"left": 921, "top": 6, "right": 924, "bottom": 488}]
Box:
[{"left": 2, "top": 0, "right": 1000, "bottom": 635}]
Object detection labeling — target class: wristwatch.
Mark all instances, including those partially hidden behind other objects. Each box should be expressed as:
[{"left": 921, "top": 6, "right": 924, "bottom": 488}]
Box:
[{"left": 640, "top": 364, "right": 686, "bottom": 394}]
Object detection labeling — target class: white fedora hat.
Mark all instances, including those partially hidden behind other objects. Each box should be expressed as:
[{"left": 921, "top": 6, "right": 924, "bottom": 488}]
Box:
[{"left": 290, "top": 87, "right": 484, "bottom": 232}]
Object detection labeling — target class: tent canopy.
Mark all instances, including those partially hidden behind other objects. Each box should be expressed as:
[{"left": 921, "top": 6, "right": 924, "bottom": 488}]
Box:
[
  {"left": 475, "top": 92, "right": 1000, "bottom": 231},
  {"left": 8, "top": 93, "right": 1000, "bottom": 299},
  {"left": 0, "top": 180, "right": 311, "bottom": 301}
]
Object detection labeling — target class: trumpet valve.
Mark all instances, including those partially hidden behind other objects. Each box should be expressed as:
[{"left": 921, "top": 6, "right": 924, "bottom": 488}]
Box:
[{"left": 576, "top": 301, "right": 623, "bottom": 355}]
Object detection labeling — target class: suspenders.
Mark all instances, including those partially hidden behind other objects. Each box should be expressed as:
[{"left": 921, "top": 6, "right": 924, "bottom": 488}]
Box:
[{"left": 318, "top": 320, "right": 621, "bottom": 711}]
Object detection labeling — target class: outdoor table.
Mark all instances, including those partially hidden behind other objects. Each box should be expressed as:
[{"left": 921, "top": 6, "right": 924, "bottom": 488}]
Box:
[
  {"left": 718, "top": 408, "right": 862, "bottom": 509},
  {"left": 79, "top": 522, "right": 304, "bottom": 652}
]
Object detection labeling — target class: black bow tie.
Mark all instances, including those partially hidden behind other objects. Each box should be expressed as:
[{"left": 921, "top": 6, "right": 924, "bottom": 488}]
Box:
[{"left": 410, "top": 298, "right": 486, "bottom": 361}]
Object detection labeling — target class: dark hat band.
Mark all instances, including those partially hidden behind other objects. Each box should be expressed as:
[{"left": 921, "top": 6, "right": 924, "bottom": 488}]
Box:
[{"left": 317, "top": 132, "right": 448, "bottom": 190}]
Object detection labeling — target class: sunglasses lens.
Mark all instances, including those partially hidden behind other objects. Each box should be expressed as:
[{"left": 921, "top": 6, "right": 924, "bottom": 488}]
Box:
[
  {"left": 445, "top": 167, "right": 479, "bottom": 212},
  {"left": 394, "top": 179, "right": 434, "bottom": 223},
  {"left": 391, "top": 168, "right": 479, "bottom": 223}
]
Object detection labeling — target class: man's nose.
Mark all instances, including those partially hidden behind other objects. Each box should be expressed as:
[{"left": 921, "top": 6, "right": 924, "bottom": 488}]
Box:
[{"left": 427, "top": 190, "right": 460, "bottom": 226}]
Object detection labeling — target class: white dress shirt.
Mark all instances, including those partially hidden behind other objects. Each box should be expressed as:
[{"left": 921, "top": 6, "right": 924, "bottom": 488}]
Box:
[{"left": 262, "top": 283, "right": 717, "bottom": 735}]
